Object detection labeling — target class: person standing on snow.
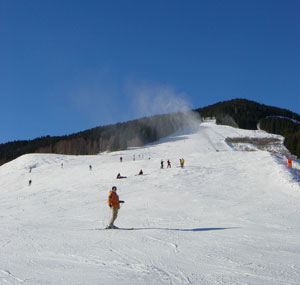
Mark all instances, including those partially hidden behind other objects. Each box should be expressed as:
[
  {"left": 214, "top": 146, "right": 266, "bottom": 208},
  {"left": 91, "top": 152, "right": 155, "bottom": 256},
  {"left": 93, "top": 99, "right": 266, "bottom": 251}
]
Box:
[
  {"left": 180, "top": 158, "right": 185, "bottom": 168},
  {"left": 106, "top": 186, "right": 124, "bottom": 229},
  {"left": 167, "top": 160, "right": 171, "bottom": 168}
]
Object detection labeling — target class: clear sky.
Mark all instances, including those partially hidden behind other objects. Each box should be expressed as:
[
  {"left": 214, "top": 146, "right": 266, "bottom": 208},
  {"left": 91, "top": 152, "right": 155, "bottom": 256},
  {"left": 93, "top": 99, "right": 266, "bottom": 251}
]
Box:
[{"left": 0, "top": 0, "right": 299, "bottom": 144}]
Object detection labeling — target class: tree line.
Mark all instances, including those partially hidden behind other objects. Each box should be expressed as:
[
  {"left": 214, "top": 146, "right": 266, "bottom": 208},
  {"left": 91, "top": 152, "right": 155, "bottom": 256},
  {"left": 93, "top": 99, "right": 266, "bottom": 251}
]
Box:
[
  {"left": 259, "top": 117, "right": 300, "bottom": 158},
  {"left": 0, "top": 112, "right": 199, "bottom": 165},
  {"left": 1, "top": 98, "right": 300, "bottom": 165}
]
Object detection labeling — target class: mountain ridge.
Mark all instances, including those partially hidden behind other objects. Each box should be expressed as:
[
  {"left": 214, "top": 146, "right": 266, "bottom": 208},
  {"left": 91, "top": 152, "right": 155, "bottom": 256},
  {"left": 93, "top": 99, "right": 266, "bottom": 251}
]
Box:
[{"left": 1, "top": 98, "right": 300, "bottom": 165}]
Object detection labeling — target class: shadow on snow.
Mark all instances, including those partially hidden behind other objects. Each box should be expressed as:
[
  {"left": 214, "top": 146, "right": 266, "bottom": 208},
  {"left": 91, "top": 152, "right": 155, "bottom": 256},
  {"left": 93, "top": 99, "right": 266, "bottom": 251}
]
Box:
[
  {"left": 128, "top": 227, "right": 237, "bottom": 232},
  {"left": 91, "top": 227, "right": 238, "bottom": 231}
]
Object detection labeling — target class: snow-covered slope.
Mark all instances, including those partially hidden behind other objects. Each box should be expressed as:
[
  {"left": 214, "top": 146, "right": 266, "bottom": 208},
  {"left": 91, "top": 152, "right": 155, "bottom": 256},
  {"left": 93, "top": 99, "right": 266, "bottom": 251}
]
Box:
[{"left": 1, "top": 121, "right": 300, "bottom": 284}]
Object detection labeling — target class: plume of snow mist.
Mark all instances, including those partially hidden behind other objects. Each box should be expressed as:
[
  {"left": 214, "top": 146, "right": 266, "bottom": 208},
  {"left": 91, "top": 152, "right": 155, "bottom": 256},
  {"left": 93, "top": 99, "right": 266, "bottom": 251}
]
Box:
[
  {"left": 128, "top": 83, "right": 192, "bottom": 117},
  {"left": 126, "top": 82, "right": 202, "bottom": 137}
]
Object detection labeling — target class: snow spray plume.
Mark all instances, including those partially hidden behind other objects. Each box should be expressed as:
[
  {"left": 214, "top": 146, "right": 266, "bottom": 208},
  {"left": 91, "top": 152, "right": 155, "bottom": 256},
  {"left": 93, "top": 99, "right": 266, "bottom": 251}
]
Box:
[
  {"left": 127, "top": 83, "right": 202, "bottom": 140},
  {"left": 216, "top": 113, "right": 238, "bottom": 128},
  {"left": 129, "top": 84, "right": 191, "bottom": 117}
]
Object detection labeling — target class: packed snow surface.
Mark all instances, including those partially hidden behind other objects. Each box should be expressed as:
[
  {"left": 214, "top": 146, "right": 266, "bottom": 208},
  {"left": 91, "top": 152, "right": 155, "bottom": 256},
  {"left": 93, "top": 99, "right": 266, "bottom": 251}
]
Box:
[{"left": 1, "top": 121, "right": 300, "bottom": 284}]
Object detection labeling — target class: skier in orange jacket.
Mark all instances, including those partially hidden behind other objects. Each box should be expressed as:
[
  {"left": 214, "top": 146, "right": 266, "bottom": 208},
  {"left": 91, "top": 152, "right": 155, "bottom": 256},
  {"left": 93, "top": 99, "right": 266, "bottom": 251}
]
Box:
[{"left": 106, "top": 186, "right": 124, "bottom": 229}]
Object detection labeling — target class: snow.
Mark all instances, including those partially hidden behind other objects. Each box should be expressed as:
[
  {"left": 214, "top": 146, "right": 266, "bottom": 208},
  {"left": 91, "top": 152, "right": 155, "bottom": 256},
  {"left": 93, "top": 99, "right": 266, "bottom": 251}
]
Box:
[
  {"left": 265, "top": 116, "right": 300, "bottom": 124},
  {"left": 1, "top": 121, "right": 300, "bottom": 284}
]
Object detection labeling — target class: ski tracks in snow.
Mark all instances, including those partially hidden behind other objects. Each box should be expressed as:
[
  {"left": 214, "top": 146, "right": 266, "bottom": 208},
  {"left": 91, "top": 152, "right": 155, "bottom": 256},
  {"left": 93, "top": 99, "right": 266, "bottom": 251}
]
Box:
[
  {"left": 145, "top": 236, "right": 179, "bottom": 253},
  {"left": 0, "top": 269, "right": 25, "bottom": 283},
  {"left": 141, "top": 233, "right": 193, "bottom": 284},
  {"left": 103, "top": 229, "right": 192, "bottom": 284}
]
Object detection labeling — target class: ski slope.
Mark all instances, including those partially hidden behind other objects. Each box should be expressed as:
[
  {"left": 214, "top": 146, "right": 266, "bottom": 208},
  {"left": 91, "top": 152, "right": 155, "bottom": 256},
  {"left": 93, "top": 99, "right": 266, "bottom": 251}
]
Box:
[{"left": 1, "top": 121, "right": 300, "bottom": 284}]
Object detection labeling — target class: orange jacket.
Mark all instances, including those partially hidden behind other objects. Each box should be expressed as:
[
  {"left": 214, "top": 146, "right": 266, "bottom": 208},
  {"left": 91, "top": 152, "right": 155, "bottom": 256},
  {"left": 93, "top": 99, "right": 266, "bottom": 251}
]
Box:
[{"left": 108, "top": 190, "right": 120, "bottom": 209}]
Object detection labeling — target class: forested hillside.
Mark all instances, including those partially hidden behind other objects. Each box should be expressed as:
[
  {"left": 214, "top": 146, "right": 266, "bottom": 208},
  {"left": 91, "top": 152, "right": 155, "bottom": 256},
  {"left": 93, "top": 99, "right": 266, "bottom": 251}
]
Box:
[
  {"left": 195, "top": 99, "right": 300, "bottom": 129},
  {"left": 194, "top": 99, "right": 300, "bottom": 158},
  {"left": 259, "top": 117, "right": 300, "bottom": 158},
  {"left": 1, "top": 98, "right": 300, "bottom": 166},
  {"left": 0, "top": 112, "right": 198, "bottom": 165}
]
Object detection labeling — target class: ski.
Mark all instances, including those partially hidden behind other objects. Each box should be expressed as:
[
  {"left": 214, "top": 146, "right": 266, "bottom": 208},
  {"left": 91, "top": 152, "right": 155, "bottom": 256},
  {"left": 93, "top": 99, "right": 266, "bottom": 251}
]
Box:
[
  {"left": 106, "top": 227, "right": 134, "bottom": 230},
  {"left": 89, "top": 227, "right": 134, "bottom": 231}
]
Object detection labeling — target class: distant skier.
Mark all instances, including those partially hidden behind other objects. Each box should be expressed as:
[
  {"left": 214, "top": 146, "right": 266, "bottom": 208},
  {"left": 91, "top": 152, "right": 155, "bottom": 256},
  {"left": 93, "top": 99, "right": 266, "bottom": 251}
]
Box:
[
  {"left": 61, "top": 163, "right": 64, "bottom": 168},
  {"left": 161, "top": 160, "right": 164, "bottom": 169},
  {"left": 167, "top": 160, "right": 171, "bottom": 168},
  {"left": 116, "top": 173, "right": 127, "bottom": 179},
  {"left": 180, "top": 158, "right": 185, "bottom": 168},
  {"left": 89, "top": 165, "right": 92, "bottom": 171},
  {"left": 28, "top": 180, "right": 32, "bottom": 186},
  {"left": 106, "top": 186, "right": 124, "bottom": 229},
  {"left": 138, "top": 169, "right": 143, "bottom": 175},
  {"left": 120, "top": 157, "right": 123, "bottom": 162}
]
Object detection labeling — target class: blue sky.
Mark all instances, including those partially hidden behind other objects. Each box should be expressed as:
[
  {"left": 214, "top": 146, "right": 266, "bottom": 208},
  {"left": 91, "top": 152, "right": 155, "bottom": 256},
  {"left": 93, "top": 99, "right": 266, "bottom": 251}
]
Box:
[{"left": 0, "top": 0, "right": 299, "bottom": 144}]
